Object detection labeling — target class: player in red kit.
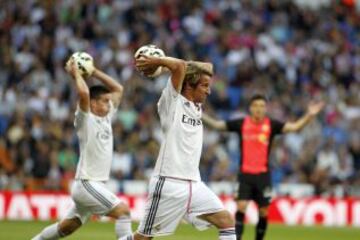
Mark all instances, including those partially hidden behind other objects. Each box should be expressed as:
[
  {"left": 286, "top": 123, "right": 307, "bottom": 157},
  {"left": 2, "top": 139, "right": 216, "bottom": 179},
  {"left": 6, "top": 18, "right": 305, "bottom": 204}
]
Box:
[{"left": 202, "top": 94, "right": 324, "bottom": 240}]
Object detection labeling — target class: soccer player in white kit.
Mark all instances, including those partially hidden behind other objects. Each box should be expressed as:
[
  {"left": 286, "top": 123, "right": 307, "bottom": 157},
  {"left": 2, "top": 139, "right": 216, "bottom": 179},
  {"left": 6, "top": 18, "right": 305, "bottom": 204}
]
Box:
[
  {"left": 119, "top": 55, "right": 236, "bottom": 240},
  {"left": 32, "top": 60, "right": 132, "bottom": 239}
]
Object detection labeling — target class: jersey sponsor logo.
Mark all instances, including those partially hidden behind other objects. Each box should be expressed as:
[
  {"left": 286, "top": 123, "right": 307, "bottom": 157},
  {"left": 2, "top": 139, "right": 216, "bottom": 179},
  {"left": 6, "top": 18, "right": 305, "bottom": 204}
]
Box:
[
  {"left": 96, "top": 129, "right": 111, "bottom": 141},
  {"left": 96, "top": 118, "right": 110, "bottom": 124},
  {"left": 181, "top": 114, "right": 202, "bottom": 126},
  {"left": 243, "top": 134, "right": 269, "bottom": 144},
  {"left": 258, "top": 133, "right": 269, "bottom": 144},
  {"left": 262, "top": 124, "right": 270, "bottom": 132}
]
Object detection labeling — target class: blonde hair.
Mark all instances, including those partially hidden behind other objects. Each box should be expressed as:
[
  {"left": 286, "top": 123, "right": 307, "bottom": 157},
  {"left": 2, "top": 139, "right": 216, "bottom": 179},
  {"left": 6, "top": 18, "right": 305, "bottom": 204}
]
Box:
[{"left": 184, "top": 61, "right": 213, "bottom": 86}]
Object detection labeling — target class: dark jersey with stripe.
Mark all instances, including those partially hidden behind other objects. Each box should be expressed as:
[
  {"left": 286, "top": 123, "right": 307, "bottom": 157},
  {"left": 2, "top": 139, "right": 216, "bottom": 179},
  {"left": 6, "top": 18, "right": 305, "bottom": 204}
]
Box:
[{"left": 226, "top": 116, "right": 284, "bottom": 174}]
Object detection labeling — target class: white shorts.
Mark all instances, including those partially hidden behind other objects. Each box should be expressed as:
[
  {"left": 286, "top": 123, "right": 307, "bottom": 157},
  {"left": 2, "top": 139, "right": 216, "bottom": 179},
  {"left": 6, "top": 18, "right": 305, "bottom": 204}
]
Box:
[
  {"left": 137, "top": 176, "right": 224, "bottom": 237},
  {"left": 64, "top": 180, "right": 122, "bottom": 224}
]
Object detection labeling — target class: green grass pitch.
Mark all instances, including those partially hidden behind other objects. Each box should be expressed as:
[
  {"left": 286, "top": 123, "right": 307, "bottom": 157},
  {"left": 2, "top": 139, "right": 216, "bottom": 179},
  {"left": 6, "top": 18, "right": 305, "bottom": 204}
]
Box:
[{"left": 1, "top": 220, "right": 359, "bottom": 240}]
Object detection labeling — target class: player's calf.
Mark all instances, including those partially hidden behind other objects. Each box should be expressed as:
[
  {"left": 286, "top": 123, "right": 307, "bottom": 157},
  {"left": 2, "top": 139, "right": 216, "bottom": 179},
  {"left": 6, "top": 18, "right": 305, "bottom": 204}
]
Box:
[
  {"left": 235, "top": 200, "right": 249, "bottom": 240},
  {"left": 256, "top": 206, "right": 269, "bottom": 240},
  {"left": 235, "top": 211, "right": 245, "bottom": 240},
  {"left": 199, "top": 210, "right": 236, "bottom": 240},
  {"left": 107, "top": 202, "right": 133, "bottom": 238},
  {"left": 118, "top": 232, "right": 152, "bottom": 240},
  {"left": 200, "top": 210, "right": 234, "bottom": 229}
]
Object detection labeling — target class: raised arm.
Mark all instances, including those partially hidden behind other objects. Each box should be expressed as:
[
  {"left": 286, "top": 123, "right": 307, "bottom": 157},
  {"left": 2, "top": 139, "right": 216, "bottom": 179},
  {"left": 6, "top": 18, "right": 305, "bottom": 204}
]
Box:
[
  {"left": 136, "top": 55, "right": 186, "bottom": 92},
  {"left": 282, "top": 101, "right": 325, "bottom": 133},
  {"left": 92, "top": 68, "right": 124, "bottom": 108},
  {"left": 202, "top": 113, "right": 227, "bottom": 131},
  {"left": 66, "top": 59, "right": 90, "bottom": 112}
]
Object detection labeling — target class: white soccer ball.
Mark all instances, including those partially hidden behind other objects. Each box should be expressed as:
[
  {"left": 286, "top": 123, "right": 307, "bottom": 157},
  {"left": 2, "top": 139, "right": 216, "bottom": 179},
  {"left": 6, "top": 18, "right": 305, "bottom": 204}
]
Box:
[
  {"left": 71, "top": 52, "right": 95, "bottom": 78},
  {"left": 134, "top": 44, "right": 165, "bottom": 77}
]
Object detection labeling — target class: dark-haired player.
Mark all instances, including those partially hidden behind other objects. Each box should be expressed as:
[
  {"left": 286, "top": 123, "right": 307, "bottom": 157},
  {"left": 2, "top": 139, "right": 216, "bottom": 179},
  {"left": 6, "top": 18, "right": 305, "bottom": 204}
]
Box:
[
  {"left": 32, "top": 60, "right": 131, "bottom": 239},
  {"left": 202, "top": 95, "right": 324, "bottom": 240}
]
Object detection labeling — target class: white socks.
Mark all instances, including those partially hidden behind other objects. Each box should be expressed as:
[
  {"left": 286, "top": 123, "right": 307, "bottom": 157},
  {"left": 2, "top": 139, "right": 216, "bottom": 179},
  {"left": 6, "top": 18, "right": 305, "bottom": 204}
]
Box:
[
  {"left": 219, "top": 228, "right": 236, "bottom": 240},
  {"left": 118, "top": 235, "right": 134, "bottom": 240},
  {"left": 32, "top": 215, "right": 131, "bottom": 240},
  {"left": 31, "top": 223, "right": 61, "bottom": 240},
  {"left": 115, "top": 215, "right": 132, "bottom": 238}
]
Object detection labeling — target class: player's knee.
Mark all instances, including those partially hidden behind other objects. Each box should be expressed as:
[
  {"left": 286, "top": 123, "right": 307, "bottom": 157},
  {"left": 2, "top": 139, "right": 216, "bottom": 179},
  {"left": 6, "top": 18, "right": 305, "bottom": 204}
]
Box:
[
  {"left": 117, "top": 202, "right": 131, "bottom": 215},
  {"left": 237, "top": 201, "right": 248, "bottom": 212},
  {"left": 259, "top": 206, "right": 269, "bottom": 217},
  {"left": 108, "top": 202, "right": 130, "bottom": 218}
]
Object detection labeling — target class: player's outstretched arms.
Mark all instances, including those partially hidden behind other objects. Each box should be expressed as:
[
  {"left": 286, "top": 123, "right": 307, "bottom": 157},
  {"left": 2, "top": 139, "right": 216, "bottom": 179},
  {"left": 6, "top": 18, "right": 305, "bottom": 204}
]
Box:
[
  {"left": 65, "top": 59, "right": 90, "bottom": 112},
  {"left": 202, "top": 113, "right": 227, "bottom": 131},
  {"left": 135, "top": 55, "right": 186, "bottom": 92},
  {"left": 92, "top": 68, "right": 124, "bottom": 108},
  {"left": 282, "top": 101, "right": 325, "bottom": 133}
]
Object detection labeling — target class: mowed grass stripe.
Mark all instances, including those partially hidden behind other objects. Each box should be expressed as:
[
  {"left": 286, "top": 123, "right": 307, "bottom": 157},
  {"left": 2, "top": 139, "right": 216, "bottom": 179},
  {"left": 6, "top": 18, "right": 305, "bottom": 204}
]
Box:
[{"left": 0, "top": 220, "right": 359, "bottom": 240}]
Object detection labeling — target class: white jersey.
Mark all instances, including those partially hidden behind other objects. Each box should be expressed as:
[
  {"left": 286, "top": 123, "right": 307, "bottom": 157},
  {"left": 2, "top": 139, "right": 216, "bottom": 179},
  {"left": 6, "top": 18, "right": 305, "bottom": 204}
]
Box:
[
  {"left": 74, "top": 102, "right": 116, "bottom": 181},
  {"left": 153, "top": 78, "right": 203, "bottom": 181}
]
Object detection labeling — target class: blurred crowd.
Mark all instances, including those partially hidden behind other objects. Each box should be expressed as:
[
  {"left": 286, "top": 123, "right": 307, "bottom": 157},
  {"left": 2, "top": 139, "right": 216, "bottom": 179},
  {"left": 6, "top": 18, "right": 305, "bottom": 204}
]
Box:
[{"left": 0, "top": 0, "right": 359, "bottom": 196}]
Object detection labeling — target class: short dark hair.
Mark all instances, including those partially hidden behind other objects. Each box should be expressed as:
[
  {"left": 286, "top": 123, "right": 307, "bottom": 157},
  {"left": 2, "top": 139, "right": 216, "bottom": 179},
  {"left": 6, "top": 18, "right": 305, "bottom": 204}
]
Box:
[
  {"left": 249, "top": 94, "right": 268, "bottom": 105},
  {"left": 89, "top": 85, "right": 110, "bottom": 100}
]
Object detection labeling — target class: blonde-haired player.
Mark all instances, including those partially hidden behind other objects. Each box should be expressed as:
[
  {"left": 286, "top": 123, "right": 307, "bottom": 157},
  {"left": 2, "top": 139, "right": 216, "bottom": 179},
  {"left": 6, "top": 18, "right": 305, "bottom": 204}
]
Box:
[
  {"left": 32, "top": 59, "right": 131, "bottom": 239},
  {"left": 119, "top": 54, "right": 236, "bottom": 240}
]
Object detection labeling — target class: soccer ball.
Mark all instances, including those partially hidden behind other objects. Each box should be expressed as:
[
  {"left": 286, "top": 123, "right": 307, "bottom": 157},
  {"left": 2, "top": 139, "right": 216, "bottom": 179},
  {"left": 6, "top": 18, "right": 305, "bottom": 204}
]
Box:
[
  {"left": 134, "top": 44, "right": 165, "bottom": 77},
  {"left": 71, "top": 52, "right": 95, "bottom": 78}
]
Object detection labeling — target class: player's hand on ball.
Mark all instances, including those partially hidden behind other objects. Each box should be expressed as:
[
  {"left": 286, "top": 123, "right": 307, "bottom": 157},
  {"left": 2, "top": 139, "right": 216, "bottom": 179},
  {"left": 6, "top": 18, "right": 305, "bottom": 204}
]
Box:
[
  {"left": 65, "top": 58, "right": 82, "bottom": 79},
  {"left": 135, "top": 54, "right": 161, "bottom": 76},
  {"left": 134, "top": 45, "right": 165, "bottom": 77}
]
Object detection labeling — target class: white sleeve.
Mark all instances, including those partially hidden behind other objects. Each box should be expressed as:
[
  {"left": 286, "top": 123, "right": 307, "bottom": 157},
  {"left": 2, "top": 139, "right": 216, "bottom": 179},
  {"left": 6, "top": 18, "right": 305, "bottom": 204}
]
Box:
[
  {"left": 157, "top": 77, "right": 179, "bottom": 116},
  {"left": 74, "top": 105, "right": 88, "bottom": 132},
  {"left": 108, "top": 100, "right": 118, "bottom": 121}
]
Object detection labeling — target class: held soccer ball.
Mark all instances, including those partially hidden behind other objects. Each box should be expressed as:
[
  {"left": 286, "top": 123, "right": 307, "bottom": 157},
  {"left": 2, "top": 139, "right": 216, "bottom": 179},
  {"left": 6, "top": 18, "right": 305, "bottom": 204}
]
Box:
[
  {"left": 134, "top": 44, "right": 165, "bottom": 77},
  {"left": 71, "top": 52, "right": 95, "bottom": 78}
]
